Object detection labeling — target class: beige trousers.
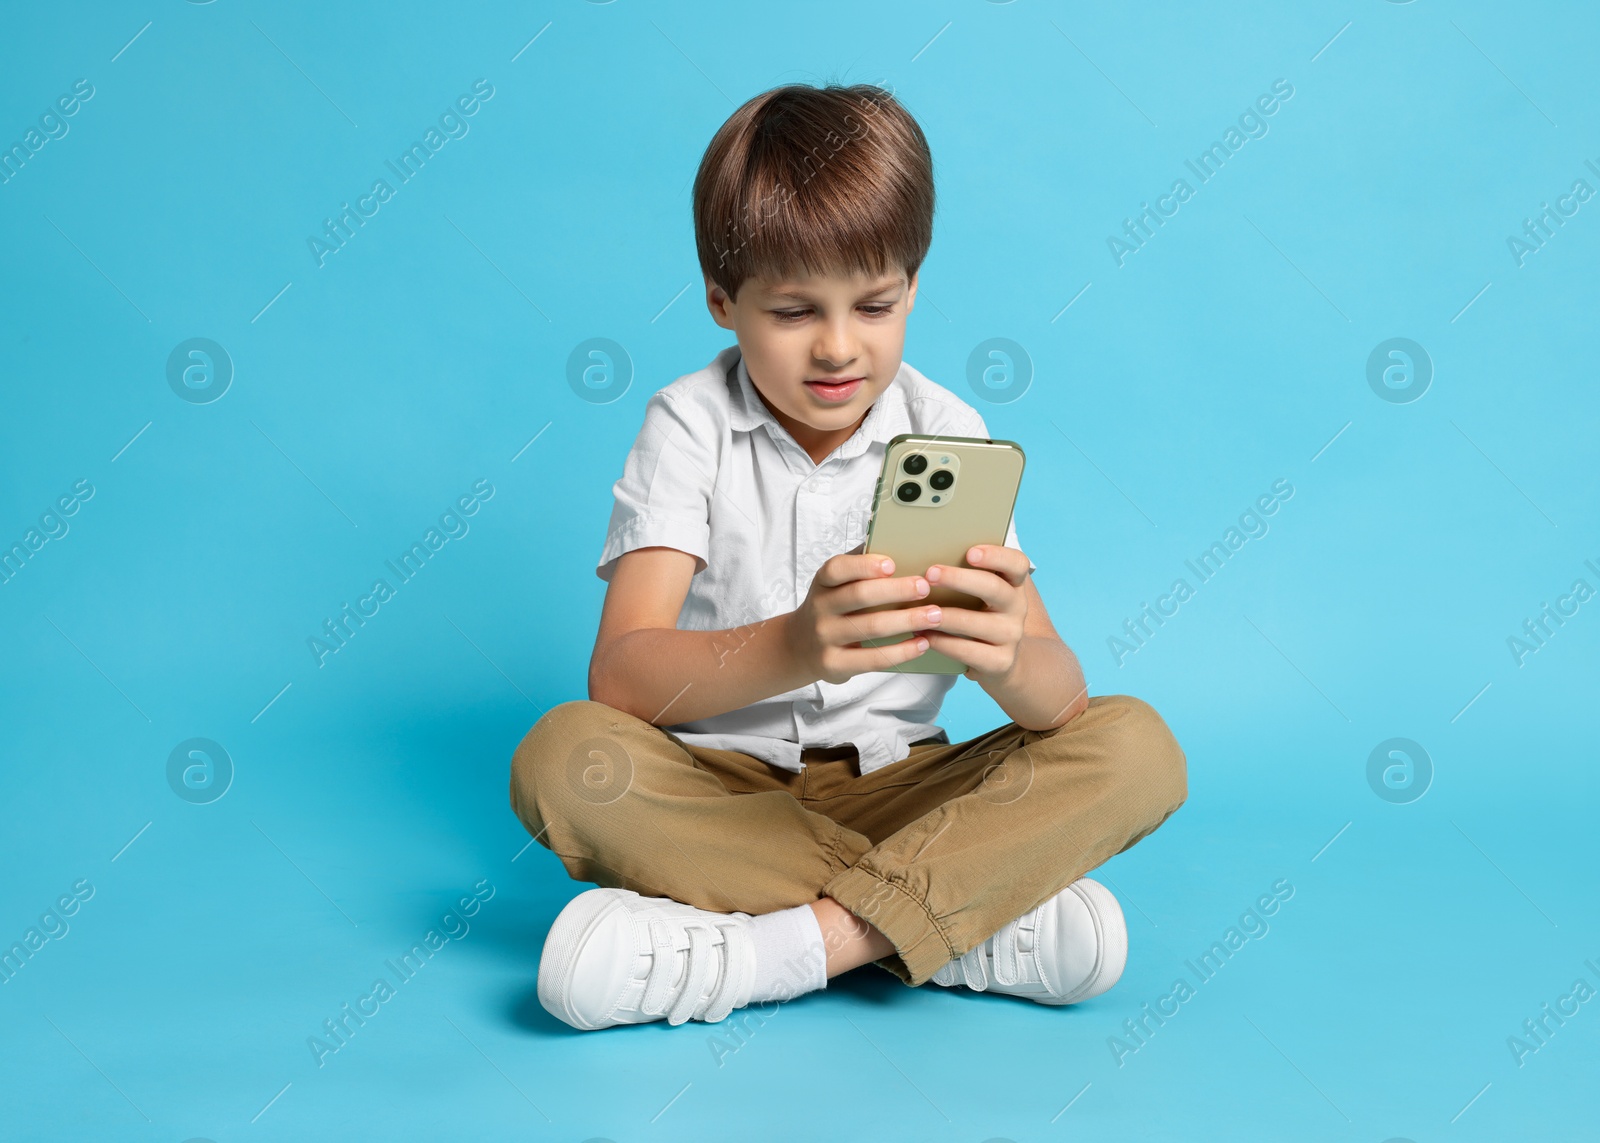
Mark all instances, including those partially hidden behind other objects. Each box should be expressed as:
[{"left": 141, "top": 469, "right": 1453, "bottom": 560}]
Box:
[{"left": 509, "top": 695, "right": 1186, "bottom": 986}]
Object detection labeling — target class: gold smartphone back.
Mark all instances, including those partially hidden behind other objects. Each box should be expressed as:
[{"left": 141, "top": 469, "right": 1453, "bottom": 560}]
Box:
[{"left": 859, "top": 434, "right": 1025, "bottom": 674}]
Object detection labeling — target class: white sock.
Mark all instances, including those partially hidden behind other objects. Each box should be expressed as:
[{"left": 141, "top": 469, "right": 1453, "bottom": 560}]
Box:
[{"left": 745, "top": 903, "right": 828, "bottom": 1003}]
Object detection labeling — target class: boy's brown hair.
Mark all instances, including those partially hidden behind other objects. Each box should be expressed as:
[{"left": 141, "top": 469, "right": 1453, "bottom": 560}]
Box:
[{"left": 692, "top": 82, "right": 934, "bottom": 301}]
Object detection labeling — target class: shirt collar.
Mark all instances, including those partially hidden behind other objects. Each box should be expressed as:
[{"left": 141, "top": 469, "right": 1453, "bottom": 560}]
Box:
[{"left": 727, "top": 346, "right": 912, "bottom": 462}]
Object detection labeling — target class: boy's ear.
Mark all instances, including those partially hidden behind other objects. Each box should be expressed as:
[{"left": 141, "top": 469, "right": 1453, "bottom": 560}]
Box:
[
  {"left": 705, "top": 277, "right": 736, "bottom": 330},
  {"left": 904, "top": 269, "right": 918, "bottom": 314}
]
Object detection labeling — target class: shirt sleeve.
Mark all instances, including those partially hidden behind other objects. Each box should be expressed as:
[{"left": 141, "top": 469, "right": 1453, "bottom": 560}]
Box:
[{"left": 596, "top": 388, "right": 718, "bottom": 581}]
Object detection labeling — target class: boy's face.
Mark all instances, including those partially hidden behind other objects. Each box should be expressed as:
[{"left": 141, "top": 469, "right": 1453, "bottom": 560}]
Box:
[{"left": 705, "top": 266, "right": 918, "bottom": 441}]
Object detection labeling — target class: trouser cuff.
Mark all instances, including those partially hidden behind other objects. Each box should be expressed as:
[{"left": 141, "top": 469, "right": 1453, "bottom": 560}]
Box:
[{"left": 822, "top": 863, "right": 953, "bottom": 986}]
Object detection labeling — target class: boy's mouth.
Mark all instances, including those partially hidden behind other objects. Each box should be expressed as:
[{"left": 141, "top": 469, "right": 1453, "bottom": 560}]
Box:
[{"left": 803, "top": 376, "right": 864, "bottom": 403}]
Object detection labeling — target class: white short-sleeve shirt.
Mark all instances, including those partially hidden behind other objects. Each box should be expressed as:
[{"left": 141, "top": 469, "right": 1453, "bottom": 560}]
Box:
[{"left": 597, "top": 344, "right": 1023, "bottom": 776}]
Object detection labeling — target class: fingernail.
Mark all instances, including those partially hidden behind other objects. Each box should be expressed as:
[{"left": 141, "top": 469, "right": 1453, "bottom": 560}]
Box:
[
  {"left": 915, "top": 637, "right": 929, "bottom": 651},
  {"left": 968, "top": 547, "right": 982, "bottom": 563},
  {"left": 880, "top": 558, "right": 894, "bottom": 574},
  {"left": 926, "top": 566, "right": 941, "bottom": 583},
  {"left": 915, "top": 577, "right": 929, "bottom": 596},
  {"left": 925, "top": 607, "right": 942, "bottom": 624}
]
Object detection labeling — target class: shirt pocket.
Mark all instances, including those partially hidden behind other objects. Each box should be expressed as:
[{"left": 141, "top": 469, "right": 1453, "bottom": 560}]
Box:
[
  {"left": 804, "top": 495, "right": 872, "bottom": 568},
  {"left": 842, "top": 499, "right": 872, "bottom": 552}
]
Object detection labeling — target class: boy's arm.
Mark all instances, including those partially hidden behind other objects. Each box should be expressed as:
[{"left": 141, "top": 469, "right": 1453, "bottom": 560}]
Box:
[
  {"left": 587, "top": 547, "right": 808, "bottom": 724},
  {"left": 918, "top": 544, "right": 1090, "bottom": 730},
  {"left": 588, "top": 546, "right": 939, "bottom": 726},
  {"left": 988, "top": 577, "right": 1090, "bottom": 728}
]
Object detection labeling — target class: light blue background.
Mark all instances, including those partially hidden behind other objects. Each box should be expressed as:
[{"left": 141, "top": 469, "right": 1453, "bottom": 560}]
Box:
[{"left": 3, "top": 1, "right": 1597, "bottom": 1140}]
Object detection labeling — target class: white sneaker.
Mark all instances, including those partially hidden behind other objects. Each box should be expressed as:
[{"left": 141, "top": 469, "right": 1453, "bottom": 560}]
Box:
[
  {"left": 537, "top": 888, "right": 757, "bottom": 1031},
  {"left": 929, "top": 878, "right": 1127, "bottom": 1004}
]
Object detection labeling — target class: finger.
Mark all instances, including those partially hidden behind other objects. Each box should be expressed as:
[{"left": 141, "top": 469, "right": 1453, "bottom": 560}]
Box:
[
  {"left": 965, "top": 544, "right": 1031, "bottom": 587},
  {"left": 831, "top": 604, "right": 942, "bottom": 642},
  {"left": 827, "top": 573, "right": 930, "bottom": 616},
  {"left": 840, "top": 633, "right": 930, "bottom": 672},
  {"left": 922, "top": 631, "right": 1010, "bottom": 676},
  {"left": 923, "top": 564, "right": 1017, "bottom": 611},
  {"left": 920, "top": 605, "right": 1012, "bottom": 644},
  {"left": 816, "top": 552, "right": 899, "bottom": 589}
]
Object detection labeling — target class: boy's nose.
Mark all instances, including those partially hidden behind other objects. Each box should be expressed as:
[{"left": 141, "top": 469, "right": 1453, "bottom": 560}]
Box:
[{"left": 813, "top": 322, "right": 857, "bottom": 368}]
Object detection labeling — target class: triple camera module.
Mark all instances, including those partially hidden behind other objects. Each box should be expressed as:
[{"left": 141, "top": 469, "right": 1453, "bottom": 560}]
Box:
[{"left": 895, "top": 450, "right": 959, "bottom": 507}]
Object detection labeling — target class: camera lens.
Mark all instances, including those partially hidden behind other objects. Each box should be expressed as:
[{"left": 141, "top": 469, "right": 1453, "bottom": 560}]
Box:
[
  {"left": 896, "top": 481, "right": 922, "bottom": 503},
  {"left": 929, "top": 469, "right": 954, "bottom": 491},
  {"left": 902, "top": 453, "right": 928, "bottom": 475}
]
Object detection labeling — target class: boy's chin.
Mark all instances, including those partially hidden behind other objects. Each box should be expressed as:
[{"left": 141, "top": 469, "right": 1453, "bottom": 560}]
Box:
[{"left": 793, "top": 397, "right": 870, "bottom": 429}]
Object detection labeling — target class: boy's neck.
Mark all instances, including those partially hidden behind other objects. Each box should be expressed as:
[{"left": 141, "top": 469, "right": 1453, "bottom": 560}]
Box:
[{"left": 753, "top": 386, "right": 869, "bottom": 465}]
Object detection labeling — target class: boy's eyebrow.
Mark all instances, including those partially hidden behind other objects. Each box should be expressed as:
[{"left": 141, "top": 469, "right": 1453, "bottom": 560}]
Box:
[
  {"left": 857, "top": 278, "right": 908, "bottom": 298},
  {"left": 767, "top": 276, "right": 906, "bottom": 301}
]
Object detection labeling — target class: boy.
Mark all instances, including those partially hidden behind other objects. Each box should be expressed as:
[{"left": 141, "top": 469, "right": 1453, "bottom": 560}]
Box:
[{"left": 511, "top": 82, "right": 1186, "bottom": 1031}]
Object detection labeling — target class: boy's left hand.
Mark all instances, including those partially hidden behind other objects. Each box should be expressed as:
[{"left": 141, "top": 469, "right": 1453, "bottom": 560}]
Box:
[{"left": 915, "top": 543, "right": 1031, "bottom": 682}]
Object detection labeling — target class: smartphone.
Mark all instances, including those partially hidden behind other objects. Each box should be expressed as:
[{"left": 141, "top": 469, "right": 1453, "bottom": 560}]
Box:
[{"left": 856, "top": 433, "right": 1026, "bottom": 674}]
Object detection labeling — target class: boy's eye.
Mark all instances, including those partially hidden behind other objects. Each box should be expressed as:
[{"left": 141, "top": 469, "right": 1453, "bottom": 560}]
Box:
[{"left": 774, "top": 300, "right": 902, "bottom": 318}]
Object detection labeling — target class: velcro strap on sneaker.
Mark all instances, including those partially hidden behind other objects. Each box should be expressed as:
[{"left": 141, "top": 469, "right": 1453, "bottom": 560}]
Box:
[
  {"left": 669, "top": 925, "right": 714, "bottom": 1024},
  {"left": 993, "top": 919, "right": 1023, "bottom": 986},
  {"left": 702, "top": 921, "right": 752, "bottom": 1022},
  {"left": 959, "top": 944, "right": 988, "bottom": 991},
  {"left": 641, "top": 918, "right": 678, "bottom": 1015}
]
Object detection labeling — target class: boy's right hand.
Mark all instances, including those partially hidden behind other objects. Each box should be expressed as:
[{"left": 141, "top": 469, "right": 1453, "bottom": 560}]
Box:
[{"left": 785, "top": 554, "right": 940, "bottom": 684}]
